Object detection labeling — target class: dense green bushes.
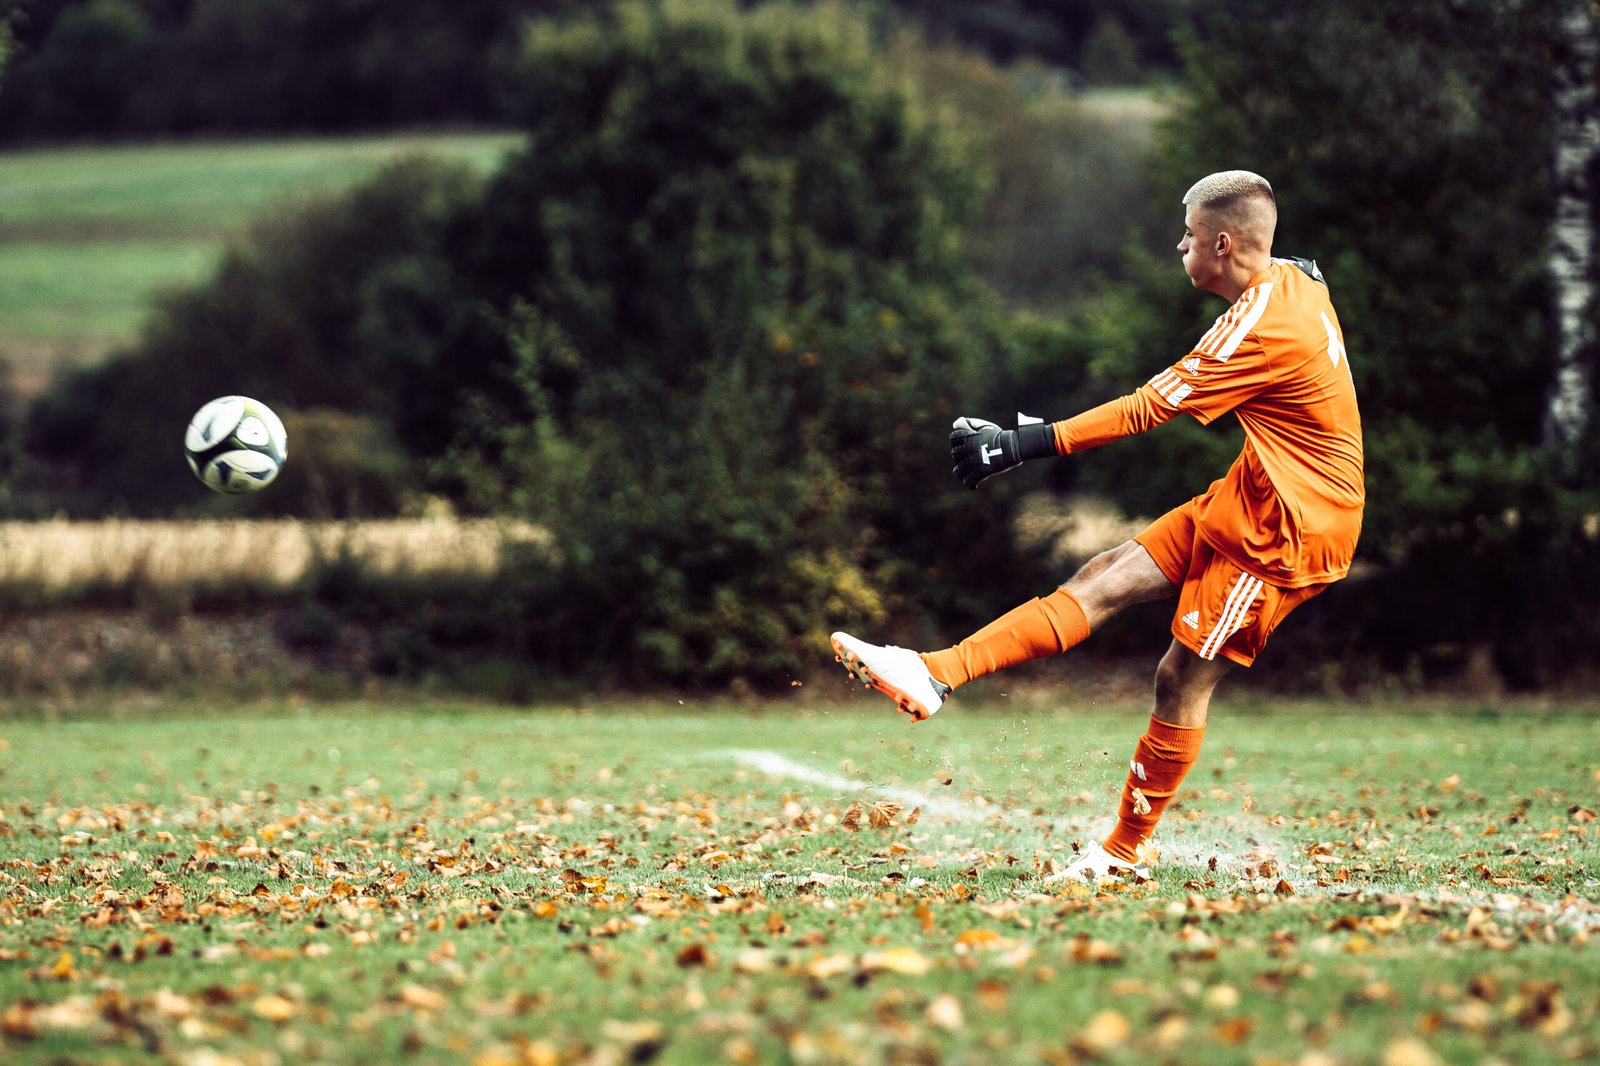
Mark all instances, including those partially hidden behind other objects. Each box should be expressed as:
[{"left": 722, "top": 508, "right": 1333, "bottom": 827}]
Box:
[{"left": 435, "top": 3, "right": 1042, "bottom": 684}]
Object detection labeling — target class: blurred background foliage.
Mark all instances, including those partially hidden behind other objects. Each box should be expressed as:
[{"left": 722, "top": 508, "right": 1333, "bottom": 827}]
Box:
[{"left": 0, "top": 0, "right": 1595, "bottom": 692}]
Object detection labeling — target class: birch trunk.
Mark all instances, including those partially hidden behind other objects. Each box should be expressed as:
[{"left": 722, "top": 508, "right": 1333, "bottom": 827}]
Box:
[{"left": 1543, "top": 0, "right": 1600, "bottom": 454}]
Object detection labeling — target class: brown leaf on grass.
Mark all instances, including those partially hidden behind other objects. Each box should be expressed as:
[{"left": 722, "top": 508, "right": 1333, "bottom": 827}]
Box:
[
  {"left": 675, "top": 943, "right": 711, "bottom": 968},
  {"left": 1569, "top": 806, "right": 1597, "bottom": 823},
  {"left": 867, "top": 801, "right": 902, "bottom": 829},
  {"left": 251, "top": 994, "right": 296, "bottom": 1022},
  {"left": 1065, "top": 934, "right": 1123, "bottom": 966},
  {"left": 1213, "top": 1015, "right": 1255, "bottom": 1044},
  {"left": 1508, "top": 981, "right": 1573, "bottom": 1035},
  {"left": 905, "top": 806, "right": 921, "bottom": 826},
  {"left": 841, "top": 802, "right": 862, "bottom": 831},
  {"left": 976, "top": 979, "right": 1009, "bottom": 1012},
  {"left": 397, "top": 983, "right": 447, "bottom": 1012},
  {"left": 1, "top": 1001, "right": 38, "bottom": 1039}
]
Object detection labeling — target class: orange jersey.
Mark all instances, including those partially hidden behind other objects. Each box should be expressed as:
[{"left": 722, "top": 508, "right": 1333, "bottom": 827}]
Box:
[{"left": 1052, "top": 259, "right": 1365, "bottom": 587}]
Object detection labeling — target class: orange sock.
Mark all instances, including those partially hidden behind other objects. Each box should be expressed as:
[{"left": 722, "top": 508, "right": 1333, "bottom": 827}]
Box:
[
  {"left": 1103, "top": 716, "right": 1206, "bottom": 863},
  {"left": 920, "top": 588, "right": 1091, "bottom": 688}
]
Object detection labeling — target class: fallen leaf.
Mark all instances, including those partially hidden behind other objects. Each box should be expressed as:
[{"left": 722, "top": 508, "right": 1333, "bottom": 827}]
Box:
[
  {"left": 251, "top": 994, "right": 296, "bottom": 1022},
  {"left": 955, "top": 928, "right": 1003, "bottom": 949},
  {"left": 397, "top": 983, "right": 447, "bottom": 1012},
  {"left": 859, "top": 947, "right": 931, "bottom": 976},
  {"left": 804, "top": 953, "right": 854, "bottom": 979},
  {"left": 868, "top": 801, "right": 902, "bottom": 829},
  {"left": 1380, "top": 1037, "right": 1444, "bottom": 1066},
  {"left": 1073, "top": 1010, "right": 1131, "bottom": 1054},
  {"left": 675, "top": 943, "right": 711, "bottom": 968},
  {"left": 925, "top": 994, "right": 964, "bottom": 1031}
]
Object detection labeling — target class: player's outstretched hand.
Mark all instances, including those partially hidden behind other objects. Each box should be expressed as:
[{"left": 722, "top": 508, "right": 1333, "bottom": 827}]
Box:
[
  {"left": 949, "top": 415, "right": 1057, "bottom": 490},
  {"left": 950, "top": 416, "right": 1020, "bottom": 489}
]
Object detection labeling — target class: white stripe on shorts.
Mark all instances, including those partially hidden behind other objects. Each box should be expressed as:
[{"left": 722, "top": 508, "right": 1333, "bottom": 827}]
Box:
[{"left": 1198, "top": 573, "right": 1264, "bottom": 660}]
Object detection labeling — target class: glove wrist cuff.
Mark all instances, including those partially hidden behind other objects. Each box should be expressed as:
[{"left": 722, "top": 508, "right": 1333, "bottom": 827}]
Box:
[{"left": 1016, "top": 422, "right": 1057, "bottom": 461}]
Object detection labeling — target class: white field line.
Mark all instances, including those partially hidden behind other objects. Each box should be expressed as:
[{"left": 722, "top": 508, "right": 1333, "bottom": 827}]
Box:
[
  {"left": 728, "top": 748, "right": 1303, "bottom": 884},
  {"left": 728, "top": 748, "right": 998, "bottom": 823}
]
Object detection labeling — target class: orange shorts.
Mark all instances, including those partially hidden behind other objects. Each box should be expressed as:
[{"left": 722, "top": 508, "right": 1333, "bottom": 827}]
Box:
[{"left": 1133, "top": 501, "right": 1325, "bottom": 667}]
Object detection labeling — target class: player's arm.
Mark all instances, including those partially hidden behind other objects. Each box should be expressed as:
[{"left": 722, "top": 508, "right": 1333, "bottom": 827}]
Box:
[{"left": 949, "top": 389, "right": 1179, "bottom": 490}]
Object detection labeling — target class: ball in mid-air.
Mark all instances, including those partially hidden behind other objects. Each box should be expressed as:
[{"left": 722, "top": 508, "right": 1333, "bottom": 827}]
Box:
[{"left": 184, "top": 396, "right": 288, "bottom": 494}]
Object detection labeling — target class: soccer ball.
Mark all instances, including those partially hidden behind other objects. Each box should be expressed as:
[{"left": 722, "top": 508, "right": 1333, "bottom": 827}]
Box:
[{"left": 184, "top": 396, "right": 288, "bottom": 494}]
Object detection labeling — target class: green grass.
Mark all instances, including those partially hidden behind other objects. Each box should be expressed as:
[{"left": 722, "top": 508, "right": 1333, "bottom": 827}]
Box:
[
  {"left": 0, "top": 134, "right": 520, "bottom": 389},
  {"left": 2, "top": 697, "right": 1597, "bottom": 1063}
]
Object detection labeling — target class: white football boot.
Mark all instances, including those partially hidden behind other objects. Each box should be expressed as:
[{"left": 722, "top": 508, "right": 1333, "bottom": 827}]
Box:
[
  {"left": 830, "top": 631, "right": 951, "bottom": 722},
  {"left": 1043, "top": 842, "right": 1151, "bottom": 885}
]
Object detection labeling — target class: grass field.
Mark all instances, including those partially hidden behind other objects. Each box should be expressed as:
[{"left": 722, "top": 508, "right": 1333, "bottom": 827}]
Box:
[
  {"left": 2, "top": 697, "right": 1597, "bottom": 1064},
  {"left": 0, "top": 134, "right": 519, "bottom": 393}
]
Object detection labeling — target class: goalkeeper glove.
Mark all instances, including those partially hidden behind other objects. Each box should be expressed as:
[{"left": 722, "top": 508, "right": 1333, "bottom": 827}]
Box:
[{"left": 949, "top": 414, "right": 1057, "bottom": 489}]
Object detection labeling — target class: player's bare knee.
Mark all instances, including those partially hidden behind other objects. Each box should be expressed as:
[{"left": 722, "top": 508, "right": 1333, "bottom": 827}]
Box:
[
  {"left": 1153, "top": 648, "right": 1187, "bottom": 703},
  {"left": 1061, "top": 541, "right": 1170, "bottom": 619}
]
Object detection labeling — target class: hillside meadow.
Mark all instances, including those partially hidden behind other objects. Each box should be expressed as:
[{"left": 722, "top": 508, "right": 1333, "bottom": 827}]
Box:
[{"left": 0, "top": 133, "right": 520, "bottom": 394}]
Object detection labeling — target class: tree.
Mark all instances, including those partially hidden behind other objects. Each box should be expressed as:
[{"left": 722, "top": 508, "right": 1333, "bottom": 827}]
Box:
[
  {"left": 439, "top": 0, "right": 1032, "bottom": 685},
  {"left": 0, "top": 0, "right": 18, "bottom": 79},
  {"left": 1543, "top": 0, "right": 1599, "bottom": 462}
]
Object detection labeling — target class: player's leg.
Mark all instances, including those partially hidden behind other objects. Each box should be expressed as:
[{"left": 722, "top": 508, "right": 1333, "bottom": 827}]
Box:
[
  {"left": 1050, "top": 641, "right": 1230, "bottom": 882},
  {"left": 1103, "top": 641, "right": 1231, "bottom": 852},
  {"left": 831, "top": 539, "right": 1173, "bottom": 720}
]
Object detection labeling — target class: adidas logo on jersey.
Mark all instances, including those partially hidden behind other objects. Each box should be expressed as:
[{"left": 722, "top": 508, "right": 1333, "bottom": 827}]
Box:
[
  {"left": 1181, "top": 357, "right": 1201, "bottom": 374},
  {"left": 1182, "top": 610, "right": 1200, "bottom": 629}
]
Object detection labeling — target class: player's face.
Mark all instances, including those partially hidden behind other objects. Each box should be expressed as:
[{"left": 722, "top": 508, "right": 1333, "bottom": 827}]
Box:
[{"left": 1178, "top": 207, "right": 1220, "bottom": 292}]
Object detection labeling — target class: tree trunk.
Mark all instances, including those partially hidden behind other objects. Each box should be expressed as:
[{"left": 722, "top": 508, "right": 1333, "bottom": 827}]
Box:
[{"left": 1543, "top": 0, "right": 1600, "bottom": 457}]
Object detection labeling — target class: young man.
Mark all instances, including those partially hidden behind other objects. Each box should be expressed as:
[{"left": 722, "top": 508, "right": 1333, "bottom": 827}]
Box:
[{"left": 831, "top": 170, "right": 1364, "bottom": 883}]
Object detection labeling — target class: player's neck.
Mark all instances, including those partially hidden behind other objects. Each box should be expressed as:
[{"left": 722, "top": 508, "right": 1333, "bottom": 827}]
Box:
[{"left": 1212, "top": 255, "right": 1272, "bottom": 303}]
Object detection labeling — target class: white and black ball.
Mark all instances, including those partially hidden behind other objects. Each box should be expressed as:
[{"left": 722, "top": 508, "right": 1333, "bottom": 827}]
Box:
[{"left": 184, "top": 396, "right": 288, "bottom": 494}]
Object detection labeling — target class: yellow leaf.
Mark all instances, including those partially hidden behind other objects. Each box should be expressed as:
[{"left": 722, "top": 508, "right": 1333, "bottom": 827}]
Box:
[
  {"left": 954, "top": 928, "right": 1004, "bottom": 950},
  {"left": 1380, "top": 1038, "right": 1445, "bottom": 1066},
  {"left": 859, "top": 947, "right": 931, "bottom": 976},
  {"left": 251, "top": 994, "right": 296, "bottom": 1022},
  {"left": 841, "top": 802, "right": 862, "bottom": 831},
  {"left": 1075, "top": 1010, "right": 1131, "bottom": 1054}
]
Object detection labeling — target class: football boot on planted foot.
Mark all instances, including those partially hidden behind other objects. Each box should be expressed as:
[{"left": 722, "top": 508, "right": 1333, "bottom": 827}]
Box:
[{"left": 1042, "top": 842, "right": 1151, "bottom": 885}]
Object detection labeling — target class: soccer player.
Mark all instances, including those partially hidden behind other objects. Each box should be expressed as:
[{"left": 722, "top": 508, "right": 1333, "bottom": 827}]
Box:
[{"left": 831, "top": 170, "right": 1364, "bottom": 883}]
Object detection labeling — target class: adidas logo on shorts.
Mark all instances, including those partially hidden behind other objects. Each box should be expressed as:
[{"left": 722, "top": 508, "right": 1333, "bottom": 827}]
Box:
[{"left": 1182, "top": 610, "right": 1201, "bottom": 629}]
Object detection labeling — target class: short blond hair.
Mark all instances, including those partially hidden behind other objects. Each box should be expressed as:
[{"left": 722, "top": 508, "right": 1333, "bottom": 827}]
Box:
[{"left": 1183, "top": 170, "right": 1276, "bottom": 252}]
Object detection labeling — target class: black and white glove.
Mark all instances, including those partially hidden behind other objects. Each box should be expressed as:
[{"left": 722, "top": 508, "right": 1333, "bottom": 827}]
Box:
[{"left": 949, "top": 414, "right": 1056, "bottom": 489}]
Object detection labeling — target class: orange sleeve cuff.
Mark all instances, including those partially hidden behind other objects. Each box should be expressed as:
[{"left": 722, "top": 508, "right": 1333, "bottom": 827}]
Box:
[{"left": 1050, "top": 388, "right": 1179, "bottom": 455}]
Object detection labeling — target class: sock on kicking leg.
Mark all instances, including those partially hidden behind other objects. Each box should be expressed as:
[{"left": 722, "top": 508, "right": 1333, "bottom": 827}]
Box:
[
  {"left": 1102, "top": 716, "right": 1206, "bottom": 864},
  {"left": 920, "top": 588, "right": 1091, "bottom": 689}
]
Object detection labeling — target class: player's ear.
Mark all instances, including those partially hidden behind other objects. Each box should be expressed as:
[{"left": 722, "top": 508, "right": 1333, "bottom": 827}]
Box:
[{"left": 1215, "top": 231, "right": 1231, "bottom": 256}]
